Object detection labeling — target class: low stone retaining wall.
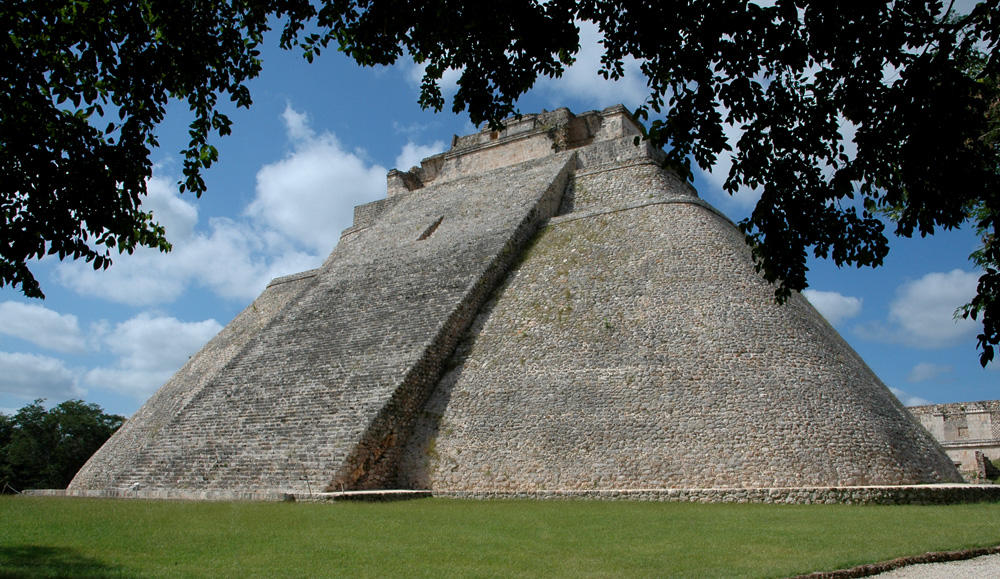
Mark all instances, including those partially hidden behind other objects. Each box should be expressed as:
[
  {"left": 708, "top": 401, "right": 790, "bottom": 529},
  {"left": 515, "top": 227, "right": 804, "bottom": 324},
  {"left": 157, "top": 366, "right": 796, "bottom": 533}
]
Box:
[
  {"left": 25, "top": 488, "right": 433, "bottom": 502},
  {"left": 26, "top": 488, "right": 297, "bottom": 502},
  {"left": 24, "top": 485, "right": 1000, "bottom": 504},
  {"left": 434, "top": 484, "right": 1000, "bottom": 505}
]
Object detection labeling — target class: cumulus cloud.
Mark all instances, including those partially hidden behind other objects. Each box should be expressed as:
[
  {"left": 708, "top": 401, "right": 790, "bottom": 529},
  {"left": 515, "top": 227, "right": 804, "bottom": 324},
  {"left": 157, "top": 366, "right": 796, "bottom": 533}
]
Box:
[
  {"left": 884, "top": 270, "right": 981, "bottom": 348},
  {"left": 56, "top": 103, "right": 396, "bottom": 306},
  {"left": 56, "top": 247, "right": 187, "bottom": 306},
  {"left": 281, "top": 105, "right": 314, "bottom": 142},
  {"left": 0, "top": 307, "right": 224, "bottom": 403},
  {"left": 84, "top": 313, "right": 222, "bottom": 399},
  {"left": 144, "top": 171, "right": 199, "bottom": 241},
  {"left": 0, "top": 301, "right": 87, "bottom": 353},
  {"left": 394, "top": 141, "right": 447, "bottom": 171},
  {"left": 55, "top": 175, "right": 220, "bottom": 304},
  {"left": 248, "top": 105, "right": 388, "bottom": 253},
  {"left": 54, "top": 210, "right": 312, "bottom": 305},
  {"left": 168, "top": 216, "right": 318, "bottom": 301},
  {"left": 0, "top": 352, "right": 84, "bottom": 401},
  {"left": 538, "top": 21, "right": 648, "bottom": 109},
  {"left": 889, "top": 386, "right": 932, "bottom": 407},
  {"left": 802, "top": 290, "right": 862, "bottom": 325},
  {"left": 906, "top": 362, "right": 954, "bottom": 383}
]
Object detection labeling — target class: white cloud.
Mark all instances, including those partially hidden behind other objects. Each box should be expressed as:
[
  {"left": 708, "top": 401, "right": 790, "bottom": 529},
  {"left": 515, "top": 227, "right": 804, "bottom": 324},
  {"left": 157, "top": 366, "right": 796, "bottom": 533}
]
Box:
[
  {"left": 168, "top": 216, "right": 317, "bottom": 302},
  {"left": 890, "top": 386, "right": 932, "bottom": 407},
  {"left": 906, "top": 362, "right": 953, "bottom": 383},
  {"left": 394, "top": 141, "right": 446, "bottom": 171},
  {"left": 837, "top": 114, "right": 859, "bottom": 165},
  {"left": 538, "top": 21, "right": 648, "bottom": 109},
  {"left": 55, "top": 229, "right": 292, "bottom": 305},
  {"left": 855, "top": 270, "right": 981, "bottom": 348},
  {"left": 56, "top": 250, "right": 187, "bottom": 306},
  {"left": 56, "top": 103, "right": 396, "bottom": 306},
  {"left": 888, "top": 270, "right": 981, "bottom": 348},
  {"left": 281, "top": 104, "right": 315, "bottom": 142},
  {"left": 84, "top": 313, "right": 222, "bottom": 399},
  {"left": 0, "top": 309, "right": 223, "bottom": 403},
  {"left": 0, "top": 352, "right": 84, "bottom": 401},
  {"left": 248, "top": 105, "right": 388, "bottom": 253},
  {"left": 145, "top": 173, "right": 199, "bottom": 241},
  {"left": 54, "top": 175, "right": 208, "bottom": 304},
  {"left": 802, "top": 290, "right": 862, "bottom": 325},
  {"left": 0, "top": 301, "right": 87, "bottom": 353}
]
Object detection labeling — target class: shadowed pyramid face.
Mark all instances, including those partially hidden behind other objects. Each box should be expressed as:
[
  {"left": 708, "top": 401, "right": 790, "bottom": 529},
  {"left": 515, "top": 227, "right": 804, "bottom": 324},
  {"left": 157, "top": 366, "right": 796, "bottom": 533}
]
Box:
[{"left": 70, "top": 106, "right": 961, "bottom": 498}]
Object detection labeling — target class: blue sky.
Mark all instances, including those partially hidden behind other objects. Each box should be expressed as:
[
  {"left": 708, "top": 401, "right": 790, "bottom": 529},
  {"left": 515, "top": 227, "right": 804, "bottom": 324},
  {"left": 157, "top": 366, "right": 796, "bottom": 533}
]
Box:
[{"left": 0, "top": 21, "right": 995, "bottom": 418}]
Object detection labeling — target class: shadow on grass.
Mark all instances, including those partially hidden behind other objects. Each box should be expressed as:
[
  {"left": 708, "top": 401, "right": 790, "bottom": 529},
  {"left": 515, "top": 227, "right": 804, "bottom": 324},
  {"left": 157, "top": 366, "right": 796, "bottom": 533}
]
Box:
[{"left": 0, "top": 545, "right": 132, "bottom": 578}]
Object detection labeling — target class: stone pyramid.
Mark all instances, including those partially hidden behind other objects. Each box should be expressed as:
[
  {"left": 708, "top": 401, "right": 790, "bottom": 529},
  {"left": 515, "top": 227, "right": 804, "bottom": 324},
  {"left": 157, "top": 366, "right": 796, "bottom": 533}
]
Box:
[{"left": 71, "top": 105, "right": 960, "bottom": 497}]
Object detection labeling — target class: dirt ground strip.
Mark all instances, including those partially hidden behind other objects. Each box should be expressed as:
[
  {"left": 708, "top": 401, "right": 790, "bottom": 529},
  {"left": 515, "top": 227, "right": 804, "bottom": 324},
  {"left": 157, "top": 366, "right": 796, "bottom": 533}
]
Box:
[{"left": 791, "top": 545, "right": 1000, "bottom": 578}]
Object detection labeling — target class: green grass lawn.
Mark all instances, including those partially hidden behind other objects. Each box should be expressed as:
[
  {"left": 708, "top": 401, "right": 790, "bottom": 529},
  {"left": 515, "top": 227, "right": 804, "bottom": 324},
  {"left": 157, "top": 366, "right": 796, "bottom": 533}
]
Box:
[{"left": 1, "top": 496, "right": 999, "bottom": 578}]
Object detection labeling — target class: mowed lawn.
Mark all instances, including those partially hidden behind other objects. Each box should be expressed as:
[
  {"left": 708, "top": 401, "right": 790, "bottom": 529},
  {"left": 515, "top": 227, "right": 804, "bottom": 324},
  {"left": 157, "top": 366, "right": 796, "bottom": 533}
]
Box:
[{"left": 1, "top": 496, "right": 999, "bottom": 578}]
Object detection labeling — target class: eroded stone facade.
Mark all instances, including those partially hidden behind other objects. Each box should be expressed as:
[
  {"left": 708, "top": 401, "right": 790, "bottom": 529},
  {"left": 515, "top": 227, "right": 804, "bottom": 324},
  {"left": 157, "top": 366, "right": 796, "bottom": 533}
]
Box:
[
  {"left": 71, "top": 105, "right": 961, "bottom": 496},
  {"left": 909, "top": 401, "right": 1000, "bottom": 479}
]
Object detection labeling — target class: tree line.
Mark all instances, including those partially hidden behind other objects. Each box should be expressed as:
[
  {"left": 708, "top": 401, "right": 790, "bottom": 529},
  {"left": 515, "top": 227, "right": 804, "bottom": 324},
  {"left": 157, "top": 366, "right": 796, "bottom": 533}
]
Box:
[{"left": 0, "top": 400, "right": 124, "bottom": 493}]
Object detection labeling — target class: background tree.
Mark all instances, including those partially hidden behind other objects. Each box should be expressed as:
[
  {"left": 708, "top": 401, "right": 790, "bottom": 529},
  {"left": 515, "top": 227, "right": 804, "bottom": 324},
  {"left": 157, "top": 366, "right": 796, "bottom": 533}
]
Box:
[
  {"left": 0, "top": 412, "right": 12, "bottom": 492},
  {"left": 4, "top": 0, "right": 999, "bottom": 364},
  {"left": 0, "top": 400, "right": 124, "bottom": 492}
]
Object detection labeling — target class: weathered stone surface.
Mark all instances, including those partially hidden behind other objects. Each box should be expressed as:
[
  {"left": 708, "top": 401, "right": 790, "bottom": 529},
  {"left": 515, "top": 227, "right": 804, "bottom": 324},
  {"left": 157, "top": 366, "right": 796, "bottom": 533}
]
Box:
[
  {"left": 433, "top": 484, "right": 1000, "bottom": 505},
  {"left": 33, "top": 484, "right": 1000, "bottom": 505},
  {"left": 70, "top": 269, "right": 317, "bottom": 490},
  {"left": 399, "top": 140, "right": 958, "bottom": 490},
  {"left": 72, "top": 144, "right": 574, "bottom": 493},
  {"left": 908, "top": 400, "right": 1000, "bottom": 479},
  {"left": 71, "top": 105, "right": 961, "bottom": 498}
]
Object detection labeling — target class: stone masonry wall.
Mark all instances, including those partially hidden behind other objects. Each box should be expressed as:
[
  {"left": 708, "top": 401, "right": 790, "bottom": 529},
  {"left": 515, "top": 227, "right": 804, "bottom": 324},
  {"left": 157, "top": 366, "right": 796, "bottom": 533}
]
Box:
[
  {"left": 72, "top": 153, "right": 574, "bottom": 493},
  {"left": 441, "top": 132, "right": 557, "bottom": 180},
  {"left": 387, "top": 106, "right": 638, "bottom": 197},
  {"left": 400, "top": 137, "right": 960, "bottom": 490},
  {"left": 32, "top": 484, "right": 1000, "bottom": 505},
  {"left": 73, "top": 105, "right": 961, "bottom": 497},
  {"left": 909, "top": 401, "right": 1000, "bottom": 474},
  {"left": 435, "top": 485, "right": 1000, "bottom": 505},
  {"left": 71, "top": 270, "right": 318, "bottom": 489}
]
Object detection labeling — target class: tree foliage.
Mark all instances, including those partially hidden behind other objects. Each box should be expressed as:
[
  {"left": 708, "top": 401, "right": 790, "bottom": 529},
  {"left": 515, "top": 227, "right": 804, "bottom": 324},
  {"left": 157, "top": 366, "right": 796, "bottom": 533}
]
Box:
[
  {"left": 5, "top": 0, "right": 1000, "bottom": 364},
  {"left": 2, "top": 0, "right": 312, "bottom": 298},
  {"left": 0, "top": 399, "right": 124, "bottom": 492}
]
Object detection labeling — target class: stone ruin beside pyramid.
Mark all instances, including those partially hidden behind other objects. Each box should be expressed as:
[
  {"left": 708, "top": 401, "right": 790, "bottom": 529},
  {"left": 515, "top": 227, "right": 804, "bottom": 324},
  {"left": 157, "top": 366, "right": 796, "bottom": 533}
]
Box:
[{"left": 70, "top": 105, "right": 969, "bottom": 501}]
